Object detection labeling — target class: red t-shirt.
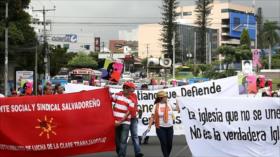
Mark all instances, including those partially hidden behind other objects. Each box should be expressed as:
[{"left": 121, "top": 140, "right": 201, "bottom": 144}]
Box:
[{"left": 112, "top": 92, "right": 134, "bottom": 124}]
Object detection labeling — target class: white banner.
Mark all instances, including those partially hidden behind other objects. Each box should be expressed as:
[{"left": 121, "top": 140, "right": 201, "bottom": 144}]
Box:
[
  {"left": 64, "top": 83, "right": 101, "bottom": 93},
  {"left": 178, "top": 97, "right": 280, "bottom": 157},
  {"left": 110, "top": 76, "right": 239, "bottom": 136}
]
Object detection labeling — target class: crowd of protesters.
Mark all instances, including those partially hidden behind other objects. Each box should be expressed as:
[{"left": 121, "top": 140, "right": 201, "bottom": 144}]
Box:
[
  {"left": 7, "top": 81, "right": 65, "bottom": 97},
  {"left": 1, "top": 76, "right": 279, "bottom": 157}
]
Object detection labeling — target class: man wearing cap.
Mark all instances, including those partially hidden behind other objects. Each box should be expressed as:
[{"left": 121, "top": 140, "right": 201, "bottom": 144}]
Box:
[
  {"left": 128, "top": 82, "right": 144, "bottom": 157},
  {"left": 111, "top": 81, "right": 135, "bottom": 157}
]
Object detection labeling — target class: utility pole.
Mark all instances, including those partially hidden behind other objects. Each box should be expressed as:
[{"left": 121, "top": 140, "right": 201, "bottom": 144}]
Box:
[
  {"left": 35, "top": 45, "right": 38, "bottom": 95},
  {"left": 205, "top": 32, "right": 208, "bottom": 64},
  {"left": 33, "top": 6, "right": 55, "bottom": 82},
  {"left": 253, "top": 0, "right": 257, "bottom": 49},
  {"left": 4, "top": 0, "right": 8, "bottom": 96},
  {"left": 102, "top": 42, "right": 105, "bottom": 52},
  {"left": 172, "top": 32, "right": 175, "bottom": 79},
  {"left": 269, "top": 43, "right": 272, "bottom": 69},
  {"left": 146, "top": 44, "right": 149, "bottom": 78},
  {"left": 209, "top": 39, "right": 212, "bottom": 64},
  {"left": 194, "top": 32, "right": 197, "bottom": 64}
]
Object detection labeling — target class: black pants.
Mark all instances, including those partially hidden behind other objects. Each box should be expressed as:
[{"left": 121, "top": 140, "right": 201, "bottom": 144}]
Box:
[{"left": 156, "top": 126, "right": 174, "bottom": 157}]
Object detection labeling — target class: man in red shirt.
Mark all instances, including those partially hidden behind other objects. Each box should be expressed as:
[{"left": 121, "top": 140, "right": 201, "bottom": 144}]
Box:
[
  {"left": 128, "top": 82, "right": 144, "bottom": 157},
  {"left": 112, "top": 82, "right": 136, "bottom": 157}
]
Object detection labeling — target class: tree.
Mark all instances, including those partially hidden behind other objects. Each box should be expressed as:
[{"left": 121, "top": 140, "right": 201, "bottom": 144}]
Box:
[
  {"left": 256, "top": 7, "right": 264, "bottom": 49},
  {"left": 217, "top": 45, "right": 236, "bottom": 70},
  {"left": 67, "top": 52, "right": 98, "bottom": 69},
  {"left": 263, "top": 20, "right": 280, "bottom": 48},
  {"left": 49, "top": 45, "right": 73, "bottom": 76},
  {"left": 235, "top": 45, "right": 251, "bottom": 62},
  {"left": 160, "top": 0, "right": 180, "bottom": 61},
  {"left": 0, "top": 0, "right": 38, "bottom": 75},
  {"left": 240, "top": 29, "right": 251, "bottom": 48},
  {"left": 194, "top": 0, "right": 213, "bottom": 63}
]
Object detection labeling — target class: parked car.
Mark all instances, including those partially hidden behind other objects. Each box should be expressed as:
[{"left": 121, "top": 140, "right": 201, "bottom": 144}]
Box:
[{"left": 122, "top": 72, "right": 132, "bottom": 78}]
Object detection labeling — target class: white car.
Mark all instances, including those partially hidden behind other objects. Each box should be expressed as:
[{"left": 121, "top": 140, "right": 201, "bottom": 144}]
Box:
[
  {"left": 52, "top": 75, "right": 68, "bottom": 80},
  {"left": 122, "top": 72, "right": 131, "bottom": 78}
]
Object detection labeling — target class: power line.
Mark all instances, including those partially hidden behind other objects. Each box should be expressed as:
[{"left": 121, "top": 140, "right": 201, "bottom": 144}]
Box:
[
  {"left": 46, "top": 16, "right": 161, "bottom": 19},
  {"left": 31, "top": 0, "right": 280, "bottom": 0}
]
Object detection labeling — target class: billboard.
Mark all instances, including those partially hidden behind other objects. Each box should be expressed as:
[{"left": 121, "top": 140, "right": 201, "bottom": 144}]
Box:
[
  {"left": 15, "top": 71, "right": 34, "bottom": 94},
  {"left": 229, "top": 12, "right": 256, "bottom": 40},
  {"left": 51, "top": 34, "right": 78, "bottom": 43},
  {"left": 94, "top": 37, "right": 100, "bottom": 52}
]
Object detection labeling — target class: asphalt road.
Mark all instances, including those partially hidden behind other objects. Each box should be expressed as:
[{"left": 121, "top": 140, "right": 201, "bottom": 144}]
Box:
[{"left": 73, "top": 136, "right": 192, "bottom": 157}]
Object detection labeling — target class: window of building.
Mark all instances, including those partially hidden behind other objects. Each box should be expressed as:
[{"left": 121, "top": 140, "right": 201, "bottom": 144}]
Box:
[
  {"left": 234, "top": 18, "right": 240, "bottom": 28},
  {"left": 221, "top": 9, "right": 229, "bottom": 13},
  {"left": 183, "top": 12, "right": 192, "bottom": 16}
]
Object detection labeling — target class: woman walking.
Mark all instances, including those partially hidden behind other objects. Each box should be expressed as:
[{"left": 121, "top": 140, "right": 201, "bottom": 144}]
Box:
[{"left": 148, "top": 90, "right": 179, "bottom": 157}]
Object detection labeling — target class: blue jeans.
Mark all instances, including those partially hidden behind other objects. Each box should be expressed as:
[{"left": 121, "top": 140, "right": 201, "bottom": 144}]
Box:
[
  {"left": 156, "top": 126, "right": 174, "bottom": 157},
  {"left": 130, "top": 118, "right": 142, "bottom": 156},
  {"left": 115, "top": 124, "right": 130, "bottom": 157}
]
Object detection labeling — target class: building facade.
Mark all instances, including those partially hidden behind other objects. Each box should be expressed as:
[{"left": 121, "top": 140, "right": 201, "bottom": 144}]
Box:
[
  {"left": 176, "top": 1, "right": 256, "bottom": 46},
  {"left": 138, "top": 24, "right": 218, "bottom": 63}
]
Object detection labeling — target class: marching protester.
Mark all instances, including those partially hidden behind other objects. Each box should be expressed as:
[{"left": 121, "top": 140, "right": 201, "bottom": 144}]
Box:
[
  {"left": 111, "top": 81, "right": 136, "bottom": 157},
  {"left": 128, "top": 82, "right": 144, "bottom": 157},
  {"left": 54, "top": 83, "right": 64, "bottom": 94},
  {"left": 139, "top": 84, "right": 150, "bottom": 145},
  {"left": 44, "top": 84, "right": 53, "bottom": 95},
  {"left": 147, "top": 90, "right": 180, "bottom": 157}
]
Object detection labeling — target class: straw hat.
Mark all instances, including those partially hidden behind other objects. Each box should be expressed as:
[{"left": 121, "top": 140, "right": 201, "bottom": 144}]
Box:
[{"left": 156, "top": 91, "right": 167, "bottom": 98}]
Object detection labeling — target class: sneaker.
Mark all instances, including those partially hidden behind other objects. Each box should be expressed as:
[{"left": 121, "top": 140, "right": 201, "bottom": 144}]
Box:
[{"left": 136, "top": 153, "right": 144, "bottom": 157}]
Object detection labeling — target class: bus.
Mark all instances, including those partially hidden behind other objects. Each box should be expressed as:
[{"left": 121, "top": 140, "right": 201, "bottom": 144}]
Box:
[{"left": 68, "top": 68, "right": 102, "bottom": 86}]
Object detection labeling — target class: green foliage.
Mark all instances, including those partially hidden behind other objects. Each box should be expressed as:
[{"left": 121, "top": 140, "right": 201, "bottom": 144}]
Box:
[
  {"left": 0, "top": 0, "right": 37, "bottom": 73},
  {"left": 240, "top": 29, "right": 251, "bottom": 48},
  {"left": 194, "top": 0, "right": 213, "bottom": 63},
  {"left": 141, "top": 57, "right": 148, "bottom": 67},
  {"left": 50, "top": 46, "right": 71, "bottom": 76},
  {"left": 256, "top": 7, "right": 264, "bottom": 49},
  {"left": 217, "top": 45, "right": 236, "bottom": 70},
  {"left": 160, "top": 0, "right": 180, "bottom": 60},
  {"left": 67, "top": 52, "right": 98, "bottom": 69},
  {"left": 89, "top": 52, "right": 99, "bottom": 61},
  {"left": 235, "top": 45, "right": 251, "bottom": 62},
  {"left": 262, "top": 20, "right": 280, "bottom": 48},
  {"left": 261, "top": 53, "right": 280, "bottom": 69},
  {"left": 189, "top": 64, "right": 199, "bottom": 76}
]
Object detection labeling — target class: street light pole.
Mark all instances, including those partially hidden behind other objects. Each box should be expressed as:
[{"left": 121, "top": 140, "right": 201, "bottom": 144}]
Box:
[
  {"left": 33, "top": 6, "right": 55, "bottom": 82},
  {"left": 269, "top": 43, "right": 272, "bottom": 69},
  {"left": 35, "top": 45, "right": 38, "bottom": 95},
  {"left": 194, "top": 32, "right": 197, "bottom": 64},
  {"left": 253, "top": 0, "right": 257, "bottom": 49},
  {"left": 172, "top": 32, "right": 175, "bottom": 79},
  {"left": 146, "top": 44, "right": 149, "bottom": 78},
  {"left": 4, "top": 0, "right": 8, "bottom": 96}
]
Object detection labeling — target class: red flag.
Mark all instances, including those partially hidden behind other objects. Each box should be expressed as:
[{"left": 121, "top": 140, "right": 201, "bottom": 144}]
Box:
[{"left": 0, "top": 88, "right": 115, "bottom": 157}]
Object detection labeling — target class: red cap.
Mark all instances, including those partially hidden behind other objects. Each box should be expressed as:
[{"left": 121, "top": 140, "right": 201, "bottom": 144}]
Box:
[{"left": 123, "top": 81, "right": 136, "bottom": 89}]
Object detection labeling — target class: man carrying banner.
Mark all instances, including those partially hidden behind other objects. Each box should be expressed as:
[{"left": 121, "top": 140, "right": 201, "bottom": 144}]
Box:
[
  {"left": 128, "top": 82, "right": 144, "bottom": 157},
  {"left": 111, "top": 82, "right": 136, "bottom": 157}
]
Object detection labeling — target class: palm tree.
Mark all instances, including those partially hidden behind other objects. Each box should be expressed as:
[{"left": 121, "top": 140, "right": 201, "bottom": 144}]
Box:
[
  {"left": 262, "top": 21, "right": 280, "bottom": 69},
  {"left": 194, "top": 0, "right": 213, "bottom": 63},
  {"left": 263, "top": 21, "right": 280, "bottom": 48}
]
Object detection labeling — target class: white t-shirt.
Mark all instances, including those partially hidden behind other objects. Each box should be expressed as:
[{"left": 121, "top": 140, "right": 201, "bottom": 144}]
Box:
[
  {"left": 152, "top": 102, "right": 173, "bottom": 127},
  {"left": 0, "top": 93, "right": 4, "bottom": 98}
]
